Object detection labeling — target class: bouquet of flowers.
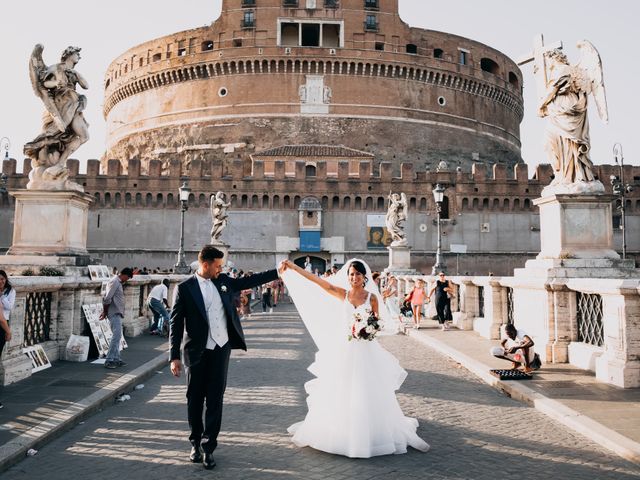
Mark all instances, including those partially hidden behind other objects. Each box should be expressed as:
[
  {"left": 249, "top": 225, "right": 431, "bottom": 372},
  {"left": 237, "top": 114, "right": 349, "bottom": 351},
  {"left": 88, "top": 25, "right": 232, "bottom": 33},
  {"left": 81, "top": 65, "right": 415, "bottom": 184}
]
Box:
[{"left": 348, "top": 309, "right": 382, "bottom": 341}]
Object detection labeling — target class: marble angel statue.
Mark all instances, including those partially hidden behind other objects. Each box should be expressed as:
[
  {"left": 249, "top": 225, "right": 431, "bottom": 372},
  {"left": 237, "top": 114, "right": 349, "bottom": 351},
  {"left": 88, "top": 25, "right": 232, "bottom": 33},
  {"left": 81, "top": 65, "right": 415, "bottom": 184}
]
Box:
[
  {"left": 210, "top": 191, "right": 231, "bottom": 243},
  {"left": 538, "top": 41, "right": 608, "bottom": 194},
  {"left": 24, "top": 44, "right": 89, "bottom": 191},
  {"left": 385, "top": 192, "right": 408, "bottom": 247}
]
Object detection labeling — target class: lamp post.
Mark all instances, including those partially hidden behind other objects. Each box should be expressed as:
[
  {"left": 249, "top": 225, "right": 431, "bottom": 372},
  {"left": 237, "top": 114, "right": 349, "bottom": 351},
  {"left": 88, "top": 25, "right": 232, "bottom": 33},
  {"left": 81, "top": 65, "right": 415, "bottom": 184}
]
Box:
[
  {"left": 0, "top": 137, "right": 9, "bottom": 160},
  {"left": 174, "top": 180, "right": 192, "bottom": 274},
  {"left": 610, "top": 143, "right": 633, "bottom": 260},
  {"left": 0, "top": 138, "right": 9, "bottom": 197},
  {"left": 431, "top": 183, "right": 446, "bottom": 275}
]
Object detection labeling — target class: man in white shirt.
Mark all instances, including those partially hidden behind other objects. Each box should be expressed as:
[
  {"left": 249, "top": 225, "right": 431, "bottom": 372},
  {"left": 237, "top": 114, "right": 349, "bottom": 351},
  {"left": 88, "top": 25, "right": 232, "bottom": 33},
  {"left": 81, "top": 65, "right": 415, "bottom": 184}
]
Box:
[
  {"left": 147, "top": 279, "right": 170, "bottom": 335},
  {"left": 170, "top": 245, "right": 281, "bottom": 470},
  {"left": 490, "top": 323, "right": 541, "bottom": 373}
]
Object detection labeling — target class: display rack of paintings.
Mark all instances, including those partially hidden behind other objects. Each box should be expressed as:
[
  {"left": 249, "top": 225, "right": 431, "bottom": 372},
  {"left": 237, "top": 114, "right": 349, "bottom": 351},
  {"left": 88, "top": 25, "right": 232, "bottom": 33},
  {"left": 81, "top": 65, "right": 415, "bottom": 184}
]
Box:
[
  {"left": 82, "top": 303, "right": 127, "bottom": 358},
  {"left": 88, "top": 265, "right": 111, "bottom": 281}
]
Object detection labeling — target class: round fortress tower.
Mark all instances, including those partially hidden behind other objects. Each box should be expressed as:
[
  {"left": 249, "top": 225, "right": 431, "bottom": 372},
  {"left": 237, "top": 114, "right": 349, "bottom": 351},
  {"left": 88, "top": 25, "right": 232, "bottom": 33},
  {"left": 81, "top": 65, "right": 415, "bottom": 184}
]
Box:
[{"left": 103, "top": 0, "right": 524, "bottom": 174}]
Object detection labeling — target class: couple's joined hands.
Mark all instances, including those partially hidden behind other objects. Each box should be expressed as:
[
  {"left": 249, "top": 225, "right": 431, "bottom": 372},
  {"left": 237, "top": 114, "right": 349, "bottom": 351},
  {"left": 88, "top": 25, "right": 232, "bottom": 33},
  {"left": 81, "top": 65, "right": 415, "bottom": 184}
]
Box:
[{"left": 278, "top": 260, "right": 296, "bottom": 275}]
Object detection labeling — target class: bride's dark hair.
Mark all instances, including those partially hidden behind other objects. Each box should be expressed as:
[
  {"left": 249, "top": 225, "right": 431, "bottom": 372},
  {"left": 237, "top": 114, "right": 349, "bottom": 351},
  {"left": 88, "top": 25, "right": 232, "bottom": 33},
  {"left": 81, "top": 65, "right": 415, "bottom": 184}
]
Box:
[{"left": 349, "top": 261, "right": 368, "bottom": 285}]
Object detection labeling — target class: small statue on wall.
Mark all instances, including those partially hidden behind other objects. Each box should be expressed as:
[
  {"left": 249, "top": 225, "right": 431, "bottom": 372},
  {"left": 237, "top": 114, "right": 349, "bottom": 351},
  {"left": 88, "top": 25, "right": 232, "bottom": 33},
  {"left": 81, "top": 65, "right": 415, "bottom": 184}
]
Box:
[
  {"left": 537, "top": 41, "right": 608, "bottom": 194},
  {"left": 210, "top": 191, "right": 231, "bottom": 244},
  {"left": 386, "top": 192, "right": 408, "bottom": 247},
  {"left": 24, "top": 44, "right": 89, "bottom": 191}
]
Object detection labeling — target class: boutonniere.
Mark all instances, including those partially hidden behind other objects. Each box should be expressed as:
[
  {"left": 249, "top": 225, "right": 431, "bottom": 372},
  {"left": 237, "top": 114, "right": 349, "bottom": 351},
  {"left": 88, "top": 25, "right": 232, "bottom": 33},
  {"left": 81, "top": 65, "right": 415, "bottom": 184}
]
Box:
[{"left": 221, "top": 285, "right": 228, "bottom": 293}]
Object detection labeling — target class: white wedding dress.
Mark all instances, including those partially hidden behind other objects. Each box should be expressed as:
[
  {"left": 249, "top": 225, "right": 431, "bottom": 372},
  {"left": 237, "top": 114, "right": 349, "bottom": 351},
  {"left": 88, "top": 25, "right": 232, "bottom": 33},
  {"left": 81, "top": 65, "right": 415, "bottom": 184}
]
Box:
[{"left": 285, "top": 264, "right": 429, "bottom": 458}]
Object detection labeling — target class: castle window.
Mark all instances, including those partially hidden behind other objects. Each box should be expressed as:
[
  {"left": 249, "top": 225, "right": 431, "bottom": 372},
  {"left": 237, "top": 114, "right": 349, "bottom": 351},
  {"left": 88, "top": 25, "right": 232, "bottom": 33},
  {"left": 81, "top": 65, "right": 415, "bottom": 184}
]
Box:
[
  {"left": 152, "top": 53, "right": 162, "bottom": 62},
  {"left": 202, "top": 40, "right": 214, "bottom": 51},
  {"left": 481, "top": 58, "right": 500, "bottom": 75},
  {"left": 283, "top": 0, "right": 298, "bottom": 6},
  {"left": 233, "top": 39, "right": 243, "bottom": 47},
  {"left": 305, "top": 164, "right": 317, "bottom": 177},
  {"left": 375, "top": 42, "right": 384, "bottom": 51},
  {"left": 508, "top": 71, "right": 520, "bottom": 89},
  {"left": 242, "top": 0, "right": 256, "bottom": 5},
  {"left": 302, "top": 23, "right": 320, "bottom": 47},
  {"left": 406, "top": 44, "right": 417, "bottom": 55},
  {"left": 459, "top": 49, "right": 468, "bottom": 65},
  {"left": 281, "top": 23, "right": 299, "bottom": 46},
  {"left": 441, "top": 197, "right": 450, "bottom": 219},
  {"left": 324, "top": 0, "right": 338, "bottom": 7},
  {"left": 433, "top": 48, "right": 444, "bottom": 59},
  {"left": 364, "top": 0, "right": 378, "bottom": 10},
  {"left": 364, "top": 15, "right": 378, "bottom": 32},
  {"left": 279, "top": 19, "right": 343, "bottom": 48},
  {"left": 242, "top": 11, "right": 255, "bottom": 29}
]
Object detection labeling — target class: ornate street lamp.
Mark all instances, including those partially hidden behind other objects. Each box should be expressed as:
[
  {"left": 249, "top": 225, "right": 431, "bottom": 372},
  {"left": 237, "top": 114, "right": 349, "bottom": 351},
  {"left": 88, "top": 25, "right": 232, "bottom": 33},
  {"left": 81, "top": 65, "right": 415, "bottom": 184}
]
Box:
[
  {"left": 431, "top": 183, "right": 446, "bottom": 275},
  {"left": 174, "top": 180, "right": 192, "bottom": 274},
  {"left": 0, "top": 138, "right": 10, "bottom": 197},
  {"left": 610, "top": 143, "right": 633, "bottom": 260}
]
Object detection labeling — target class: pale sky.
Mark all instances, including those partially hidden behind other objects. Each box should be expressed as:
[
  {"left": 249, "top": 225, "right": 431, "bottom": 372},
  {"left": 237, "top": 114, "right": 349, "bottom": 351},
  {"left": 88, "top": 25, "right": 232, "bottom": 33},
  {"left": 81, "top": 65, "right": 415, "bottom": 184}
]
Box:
[{"left": 0, "top": 1, "right": 637, "bottom": 174}]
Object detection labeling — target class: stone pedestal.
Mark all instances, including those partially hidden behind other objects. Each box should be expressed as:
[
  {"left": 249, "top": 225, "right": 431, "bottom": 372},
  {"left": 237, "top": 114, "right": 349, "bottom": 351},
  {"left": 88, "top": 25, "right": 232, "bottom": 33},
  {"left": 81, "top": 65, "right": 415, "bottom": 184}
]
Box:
[
  {"left": 535, "top": 194, "right": 618, "bottom": 260},
  {"left": 212, "top": 243, "right": 230, "bottom": 262},
  {"left": 385, "top": 244, "right": 416, "bottom": 275},
  {"left": 7, "top": 190, "right": 93, "bottom": 256}
]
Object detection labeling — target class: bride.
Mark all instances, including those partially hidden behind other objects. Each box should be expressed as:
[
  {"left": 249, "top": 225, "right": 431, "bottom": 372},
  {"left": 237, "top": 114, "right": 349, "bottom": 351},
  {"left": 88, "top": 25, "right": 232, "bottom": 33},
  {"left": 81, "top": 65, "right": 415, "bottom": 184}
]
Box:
[{"left": 279, "top": 259, "right": 429, "bottom": 458}]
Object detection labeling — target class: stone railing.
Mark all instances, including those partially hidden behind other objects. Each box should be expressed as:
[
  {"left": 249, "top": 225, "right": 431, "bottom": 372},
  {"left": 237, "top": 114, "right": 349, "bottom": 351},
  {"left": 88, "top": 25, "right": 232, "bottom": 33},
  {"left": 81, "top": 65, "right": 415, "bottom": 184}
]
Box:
[
  {"left": 0, "top": 275, "right": 186, "bottom": 386},
  {"left": 395, "top": 274, "right": 640, "bottom": 388}
]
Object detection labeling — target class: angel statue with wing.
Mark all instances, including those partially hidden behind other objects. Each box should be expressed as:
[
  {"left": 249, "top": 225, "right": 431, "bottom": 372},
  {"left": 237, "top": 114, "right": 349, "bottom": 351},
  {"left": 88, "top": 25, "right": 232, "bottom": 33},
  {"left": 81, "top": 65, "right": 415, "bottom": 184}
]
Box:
[
  {"left": 210, "top": 191, "right": 231, "bottom": 244},
  {"left": 538, "top": 42, "right": 608, "bottom": 194},
  {"left": 385, "top": 192, "right": 408, "bottom": 247},
  {"left": 23, "top": 44, "right": 89, "bottom": 191}
]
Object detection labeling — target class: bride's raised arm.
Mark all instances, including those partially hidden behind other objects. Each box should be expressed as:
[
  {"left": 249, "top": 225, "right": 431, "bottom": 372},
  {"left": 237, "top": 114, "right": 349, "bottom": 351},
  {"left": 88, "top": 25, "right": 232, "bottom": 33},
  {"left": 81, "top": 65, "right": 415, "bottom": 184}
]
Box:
[{"left": 280, "top": 260, "right": 346, "bottom": 301}]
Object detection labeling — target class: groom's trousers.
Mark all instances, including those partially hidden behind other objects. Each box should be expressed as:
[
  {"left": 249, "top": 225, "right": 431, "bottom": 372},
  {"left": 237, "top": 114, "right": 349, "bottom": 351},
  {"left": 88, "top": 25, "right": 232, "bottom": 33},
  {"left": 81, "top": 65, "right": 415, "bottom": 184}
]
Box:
[{"left": 185, "top": 343, "right": 232, "bottom": 453}]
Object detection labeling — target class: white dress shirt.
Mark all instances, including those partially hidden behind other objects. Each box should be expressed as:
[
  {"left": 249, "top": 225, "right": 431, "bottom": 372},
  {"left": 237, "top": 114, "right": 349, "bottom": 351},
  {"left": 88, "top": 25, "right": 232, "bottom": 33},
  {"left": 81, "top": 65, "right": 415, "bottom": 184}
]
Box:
[{"left": 195, "top": 273, "right": 228, "bottom": 349}]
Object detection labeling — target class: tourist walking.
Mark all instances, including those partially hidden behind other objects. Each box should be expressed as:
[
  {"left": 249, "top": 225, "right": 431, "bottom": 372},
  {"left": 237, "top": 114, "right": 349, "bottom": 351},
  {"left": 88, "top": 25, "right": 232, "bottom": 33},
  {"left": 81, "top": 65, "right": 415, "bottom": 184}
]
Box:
[
  {"left": 101, "top": 268, "right": 134, "bottom": 368},
  {"left": 429, "top": 271, "right": 453, "bottom": 330},
  {"left": 406, "top": 279, "right": 427, "bottom": 329},
  {"left": 0, "top": 270, "right": 16, "bottom": 409}
]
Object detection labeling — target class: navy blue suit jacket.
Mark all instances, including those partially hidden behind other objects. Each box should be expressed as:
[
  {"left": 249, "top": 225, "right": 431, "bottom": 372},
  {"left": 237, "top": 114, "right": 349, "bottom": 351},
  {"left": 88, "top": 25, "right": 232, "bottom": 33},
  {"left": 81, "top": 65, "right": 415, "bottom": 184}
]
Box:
[{"left": 169, "top": 270, "right": 278, "bottom": 367}]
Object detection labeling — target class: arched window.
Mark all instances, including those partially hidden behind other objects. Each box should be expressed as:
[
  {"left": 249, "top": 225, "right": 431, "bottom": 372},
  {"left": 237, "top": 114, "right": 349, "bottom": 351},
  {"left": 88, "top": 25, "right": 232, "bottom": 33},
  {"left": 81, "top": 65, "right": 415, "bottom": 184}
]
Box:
[
  {"left": 508, "top": 71, "right": 519, "bottom": 90},
  {"left": 433, "top": 48, "right": 444, "bottom": 59},
  {"left": 355, "top": 197, "right": 362, "bottom": 209},
  {"left": 293, "top": 195, "right": 301, "bottom": 208},
  {"left": 406, "top": 44, "right": 417, "bottom": 54},
  {"left": 115, "top": 192, "right": 122, "bottom": 207},
  {"left": 167, "top": 193, "right": 174, "bottom": 207},
  {"left": 231, "top": 194, "right": 238, "bottom": 207},
  {"left": 125, "top": 193, "right": 132, "bottom": 206},
  {"left": 365, "top": 197, "right": 373, "bottom": 209},
  {"left": 273, "top": 195, "right": 280, "bottom": 208},
  {"left": 343, "top": 196, "right": 351, "bottom": 209},
  {"left": 409, "top": 197, "right": 417, "bottom": 210},
  {"left": 332, "top": 196, "right": 340, "bottom": 209},
  {"left": 305, "top": 164, "right": 317, "bottom": 177},
  {"left": 493, "top": 198, "right": 500, "bottom": 210},
  {"left": 503, "top": 198, "right": 510, "bottom": 210},
  {"left": 321, "top": 196, "right": 329, "bottom": 209},
  {"left": 377, "top": 197, "right": 385, "bottom": 210},
  {"left": 472, "top": 198, "right": 479, "bottom": 209},
  {"left": 252, "top": 195, "right": 259, "bottom": 208},
  {"left": 284, "top": 195, "right": 290, "bottom": 209},
  {"left": 513, "top": 198, "right": 521, "bottom": 210},
  {"left": 462, "top": 198, "right": 469, "bottom": 210},
  {"left": 481, "top": 58, "right": 500, "bottom": 75},
  {"left": 482, "top": 198, "right": 489, "bottom": 210},
  {"left": 135, "top": 193, "right": 142, "bottom": 206},
  {"left": 157, "top": 193, "right": 164, "bottom": 207},
  {"left": 201, "top": 40, "right": 214, "bottom": 51},
  {"left": 419, "top": 197, "right": 427, "bottom": 211},
  {"left": 263, "top": 195, "right": 270, "bottom": 208},
  {"left": 524, "top": 198, "right": 531, "bottom": 209},
  {"left": 199, "top": 194, "right": 206, "bottom": 206},
  {"left": 105, "top": 192, "right": 112, "bottom": 206},
  {"left": 241, "top": 195, "right": 248, "bottom": 208}
]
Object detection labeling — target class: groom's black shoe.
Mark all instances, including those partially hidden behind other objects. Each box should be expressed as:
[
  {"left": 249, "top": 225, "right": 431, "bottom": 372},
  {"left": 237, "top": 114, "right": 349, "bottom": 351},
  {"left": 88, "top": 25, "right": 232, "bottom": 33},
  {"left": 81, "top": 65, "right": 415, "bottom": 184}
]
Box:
[
  {"left": 189, "top": 445, "right": 203, "bottom": 463},
  {"left": 203, "top": 452, "right": 216, "bottom": 470}
]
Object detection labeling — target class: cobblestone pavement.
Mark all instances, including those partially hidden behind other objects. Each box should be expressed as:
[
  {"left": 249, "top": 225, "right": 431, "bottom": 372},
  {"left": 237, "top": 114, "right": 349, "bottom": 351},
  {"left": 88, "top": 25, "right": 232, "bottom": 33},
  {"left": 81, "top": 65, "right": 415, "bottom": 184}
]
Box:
[{"left": 4, "top": 305, "right": 640, "bottom": 479}]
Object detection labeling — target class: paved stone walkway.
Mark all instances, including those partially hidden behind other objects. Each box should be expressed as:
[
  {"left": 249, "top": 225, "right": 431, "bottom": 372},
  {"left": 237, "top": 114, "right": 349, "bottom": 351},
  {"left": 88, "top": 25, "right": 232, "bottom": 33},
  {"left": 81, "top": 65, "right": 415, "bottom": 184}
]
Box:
[{"left": 4, "top": 305, "right": 639, "bottom": 479}]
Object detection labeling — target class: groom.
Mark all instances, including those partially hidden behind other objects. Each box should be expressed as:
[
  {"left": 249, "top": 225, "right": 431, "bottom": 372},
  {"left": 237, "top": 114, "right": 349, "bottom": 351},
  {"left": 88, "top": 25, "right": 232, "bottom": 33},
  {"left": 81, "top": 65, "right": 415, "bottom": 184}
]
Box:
[{"left": 169, "top": 245, "right": 279, "bottom": 469}]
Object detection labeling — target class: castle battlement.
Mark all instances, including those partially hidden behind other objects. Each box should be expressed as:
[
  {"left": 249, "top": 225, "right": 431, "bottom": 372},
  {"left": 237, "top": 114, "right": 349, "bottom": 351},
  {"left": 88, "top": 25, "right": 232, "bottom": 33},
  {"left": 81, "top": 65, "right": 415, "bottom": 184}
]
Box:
[{"left": 2, "top": 158, "right": 638, "bottom": 215}]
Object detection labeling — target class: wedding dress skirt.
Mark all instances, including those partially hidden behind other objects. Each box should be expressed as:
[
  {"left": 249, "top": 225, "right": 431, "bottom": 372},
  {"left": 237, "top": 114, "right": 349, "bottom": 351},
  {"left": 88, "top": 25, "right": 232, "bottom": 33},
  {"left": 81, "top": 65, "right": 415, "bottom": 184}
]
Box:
[{"left": 286, "top": 287, "right": 430, "bottom": 458}]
